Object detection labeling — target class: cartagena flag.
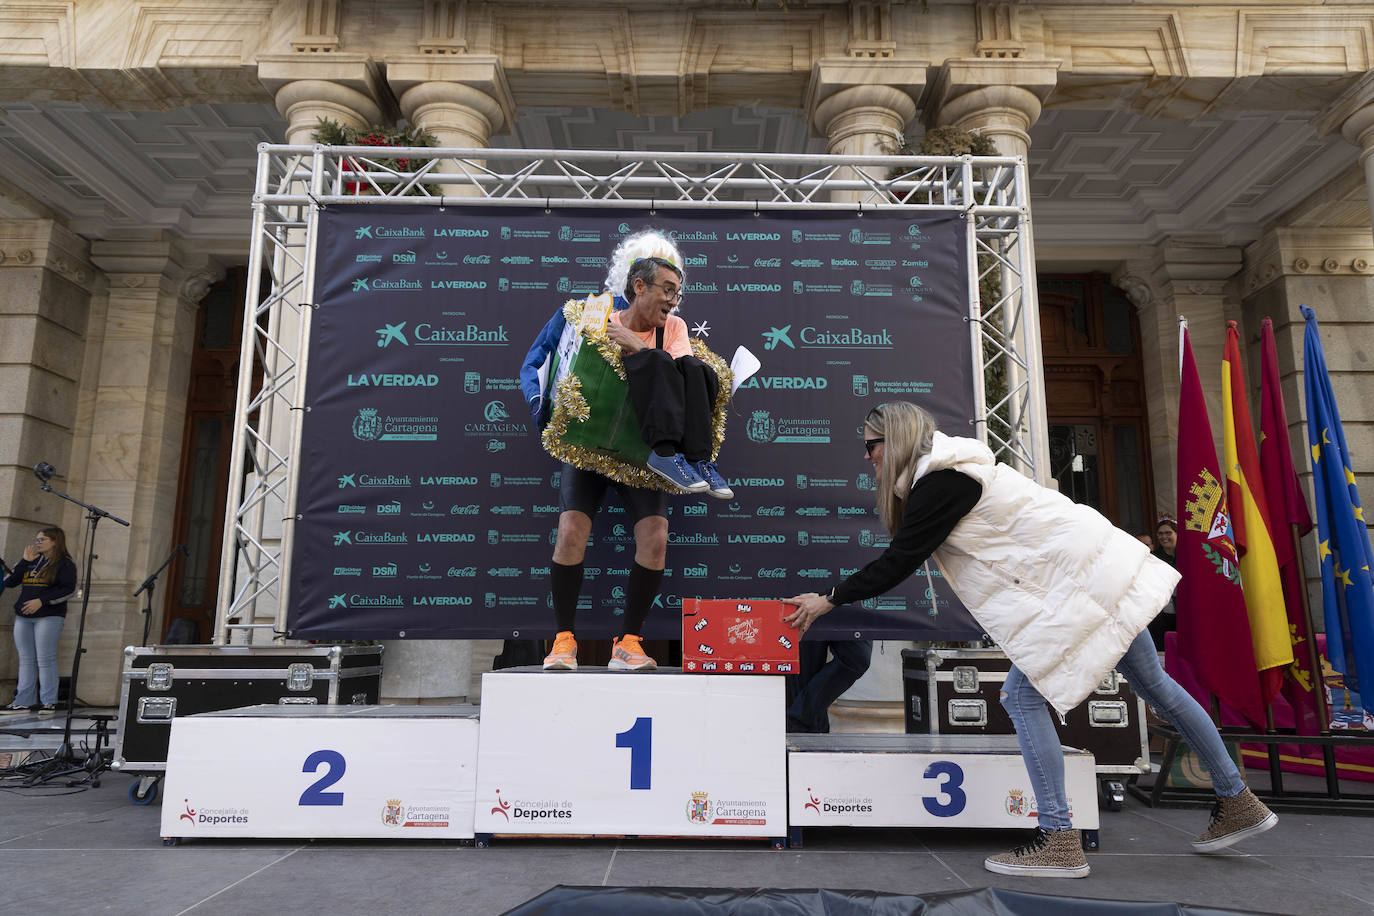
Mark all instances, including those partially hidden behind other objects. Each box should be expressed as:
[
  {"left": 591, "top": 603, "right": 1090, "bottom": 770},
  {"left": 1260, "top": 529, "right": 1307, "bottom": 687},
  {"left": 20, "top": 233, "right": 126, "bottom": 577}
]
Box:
[
  {"left": 1223, "top": 321, "right": 1293, "bottom": 707},
  {"left": 1258, "top": 317, "right": 1320, "bottom": 733},
  {"left": 1176, "top": 326, "right": 1265, "bottom": 728},
  {"left": 1301, "top": 305, "right": 1374, "bottom": 701}
]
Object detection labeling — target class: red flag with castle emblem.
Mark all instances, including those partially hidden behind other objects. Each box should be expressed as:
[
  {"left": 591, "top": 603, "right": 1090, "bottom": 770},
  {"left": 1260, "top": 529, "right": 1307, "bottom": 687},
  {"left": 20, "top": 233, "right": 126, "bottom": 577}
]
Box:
[{"left": 1176, "top": 326, "right": 1266, "bottom": 728}]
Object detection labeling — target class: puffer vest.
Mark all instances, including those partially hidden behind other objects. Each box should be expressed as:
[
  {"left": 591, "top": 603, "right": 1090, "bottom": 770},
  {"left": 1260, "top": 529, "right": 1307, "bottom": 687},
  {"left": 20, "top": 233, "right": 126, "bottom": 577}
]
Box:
[{"left": 918, "top": 432, "right": 1180, "bottom": 714}]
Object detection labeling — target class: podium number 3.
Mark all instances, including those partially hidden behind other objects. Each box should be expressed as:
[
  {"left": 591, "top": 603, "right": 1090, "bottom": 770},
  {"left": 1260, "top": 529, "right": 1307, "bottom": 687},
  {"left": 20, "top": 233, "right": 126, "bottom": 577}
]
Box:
[
  {"left": 922, "top": 760, "right": 967, "bottom": 816},
  {"left": 615, "top": 717, "right": 652, "bottom": 790},
  {"left": 300, "top": 749, "right": 346, "bottom": 806}
]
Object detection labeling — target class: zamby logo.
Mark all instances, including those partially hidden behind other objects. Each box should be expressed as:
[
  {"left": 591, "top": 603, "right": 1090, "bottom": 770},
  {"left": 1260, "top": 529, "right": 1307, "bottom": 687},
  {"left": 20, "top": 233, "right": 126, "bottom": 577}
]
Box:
[
  {"left": 491, "top": 789, "right": 511, "bottom": 821},
  {"left": 804, "top": 788, "right": 820, "bottom": 815},
  {"left": 180, "top": 799, "right": 197, "bottom": 823}
]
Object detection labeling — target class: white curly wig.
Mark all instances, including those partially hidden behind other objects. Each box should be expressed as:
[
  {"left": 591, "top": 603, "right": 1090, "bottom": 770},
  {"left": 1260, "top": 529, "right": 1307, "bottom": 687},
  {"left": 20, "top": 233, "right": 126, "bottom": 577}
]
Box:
[{"left": 604, "top": 229, "right": 685, "bottom": 302}]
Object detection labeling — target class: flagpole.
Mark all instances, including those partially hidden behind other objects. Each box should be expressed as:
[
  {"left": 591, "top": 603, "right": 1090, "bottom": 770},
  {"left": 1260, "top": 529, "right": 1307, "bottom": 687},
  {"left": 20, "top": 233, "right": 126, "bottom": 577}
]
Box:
[{"left": 1291, "top": 521, "right": 1340, "bottom": 794}]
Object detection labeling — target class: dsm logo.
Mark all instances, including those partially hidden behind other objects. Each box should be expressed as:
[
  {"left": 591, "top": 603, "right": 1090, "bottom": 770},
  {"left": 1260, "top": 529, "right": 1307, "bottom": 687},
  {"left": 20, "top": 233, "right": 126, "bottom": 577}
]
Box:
[
  {"left": 746, "top": 410, "right": 778, "bottom": 444},
  {"left": 352, "top": 408, "right": 382, "bottom": 441}
]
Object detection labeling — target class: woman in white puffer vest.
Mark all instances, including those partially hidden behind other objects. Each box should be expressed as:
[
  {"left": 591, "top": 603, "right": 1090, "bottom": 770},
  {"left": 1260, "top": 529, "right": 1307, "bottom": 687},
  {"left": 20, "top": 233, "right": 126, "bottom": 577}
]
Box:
[{"left": 785, "top": 401, "right": 1276, "bottom": 879}]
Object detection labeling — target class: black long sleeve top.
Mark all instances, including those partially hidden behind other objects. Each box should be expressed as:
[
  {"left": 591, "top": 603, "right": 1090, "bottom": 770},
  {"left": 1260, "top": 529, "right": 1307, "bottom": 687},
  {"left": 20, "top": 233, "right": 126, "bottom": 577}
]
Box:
[
  {"left": 5, "top": 556, "right": 78, "bottom": 618},
  {"left": 829, "top": 469, "right": 983, "bottom": 607}
]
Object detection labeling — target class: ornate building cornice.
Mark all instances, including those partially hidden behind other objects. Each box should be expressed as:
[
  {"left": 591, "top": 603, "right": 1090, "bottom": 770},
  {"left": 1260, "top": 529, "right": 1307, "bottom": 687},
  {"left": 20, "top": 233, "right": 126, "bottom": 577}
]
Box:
[{"left": 1240, "top": 227, "right": 1374, "bottom": 297}]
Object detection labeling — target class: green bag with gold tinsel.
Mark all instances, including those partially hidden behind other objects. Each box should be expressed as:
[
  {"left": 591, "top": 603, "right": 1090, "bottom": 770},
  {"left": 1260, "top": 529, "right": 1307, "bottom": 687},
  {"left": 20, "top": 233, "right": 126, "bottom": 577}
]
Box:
[{"left": 541, "top": 294, "right": 732, "bottom": 492}]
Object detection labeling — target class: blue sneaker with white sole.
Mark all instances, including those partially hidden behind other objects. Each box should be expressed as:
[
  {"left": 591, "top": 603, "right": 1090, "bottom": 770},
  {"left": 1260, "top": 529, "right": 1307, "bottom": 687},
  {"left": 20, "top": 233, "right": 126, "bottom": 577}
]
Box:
[
  {"left": 694, "top": 460, "right": 733, "bottom": 499},
  {"left": 645, "top": 452, "right": 708, "bottom": 491}
]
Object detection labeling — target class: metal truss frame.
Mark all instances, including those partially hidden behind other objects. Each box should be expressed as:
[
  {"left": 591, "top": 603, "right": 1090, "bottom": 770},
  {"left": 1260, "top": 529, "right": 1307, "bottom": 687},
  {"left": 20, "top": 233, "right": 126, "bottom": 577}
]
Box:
[{"left": 215, "top": 144, "right": 1047, "bottom": 644}]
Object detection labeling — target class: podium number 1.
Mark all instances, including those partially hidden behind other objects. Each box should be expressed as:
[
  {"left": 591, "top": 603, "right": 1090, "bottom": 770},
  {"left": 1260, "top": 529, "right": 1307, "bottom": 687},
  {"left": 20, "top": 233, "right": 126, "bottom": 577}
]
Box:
[{"left": 615, "top": 717, "right": 652, "bottom": 790}]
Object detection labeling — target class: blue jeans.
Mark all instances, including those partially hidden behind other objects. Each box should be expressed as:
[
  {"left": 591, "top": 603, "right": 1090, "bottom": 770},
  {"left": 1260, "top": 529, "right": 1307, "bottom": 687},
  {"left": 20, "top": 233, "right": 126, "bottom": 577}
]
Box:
[
  {"left": 1002, "top": 629, "right": 1247, "bottom": 830},
  {"left": 12, "top": 614, "right": 64, "bottom": 706},
  {"left": 785, "top": 640, "right": 873, "bottom": 733}
]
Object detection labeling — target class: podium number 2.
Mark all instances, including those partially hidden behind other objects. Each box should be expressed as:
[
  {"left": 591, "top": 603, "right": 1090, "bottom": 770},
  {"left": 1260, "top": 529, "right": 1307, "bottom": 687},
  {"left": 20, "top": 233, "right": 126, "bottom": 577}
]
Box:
[
  {"left": 921, "top": 760, "right": 967, "bottom": 816},
  {"left": 615, "top": 717, "right": 652, "bottom": 790},
  {"left": 300, "top": 749, "right": 346, "bottom": 806}
]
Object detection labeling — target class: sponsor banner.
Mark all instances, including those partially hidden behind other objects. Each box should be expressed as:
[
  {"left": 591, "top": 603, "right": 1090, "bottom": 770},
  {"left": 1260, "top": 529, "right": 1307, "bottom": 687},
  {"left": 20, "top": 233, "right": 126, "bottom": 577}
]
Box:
[{"left": 293, "top": 205, "right": 979, "bottom": 639}]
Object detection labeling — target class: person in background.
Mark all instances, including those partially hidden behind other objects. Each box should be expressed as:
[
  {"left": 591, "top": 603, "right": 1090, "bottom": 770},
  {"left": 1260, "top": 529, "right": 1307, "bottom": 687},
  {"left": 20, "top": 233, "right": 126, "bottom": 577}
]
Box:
[
  {"left": 3, "top": 527, "right": 77, "bottom": 713},
  {"left": 784, "top": 639, "right": 872, "bottom": 733},
  {"left": 1148, "top": 516, "right": 1179, "bottom": 651},
  {"left": 783, "top": 402, "right": 1276, "bottom": 878}
]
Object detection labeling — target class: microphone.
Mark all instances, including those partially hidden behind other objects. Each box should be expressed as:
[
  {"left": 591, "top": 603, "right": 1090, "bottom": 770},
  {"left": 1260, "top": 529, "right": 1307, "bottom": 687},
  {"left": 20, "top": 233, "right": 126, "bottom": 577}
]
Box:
[{"left": 32, "top": 462, "right": 56, "bottom": 482}]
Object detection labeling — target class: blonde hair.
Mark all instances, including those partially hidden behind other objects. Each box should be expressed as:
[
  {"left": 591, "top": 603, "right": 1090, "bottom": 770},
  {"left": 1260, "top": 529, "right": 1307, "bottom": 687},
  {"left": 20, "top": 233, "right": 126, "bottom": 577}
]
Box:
[
  {"left": 865, "top": 402, "right": 938, "bottom": 535},
  {"left": 604, "top": 230, "right": 684, "bottom": 304}
]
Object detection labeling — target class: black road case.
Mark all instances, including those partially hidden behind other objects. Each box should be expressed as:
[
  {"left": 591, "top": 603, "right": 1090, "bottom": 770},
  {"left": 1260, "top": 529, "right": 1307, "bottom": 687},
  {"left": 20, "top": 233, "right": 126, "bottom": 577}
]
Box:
[
  {"left": 112, "top": 644, "right": 383, "bottom": 774},
  {"left": 901, "top": 647, "right": 1150, "bottom": 778}
]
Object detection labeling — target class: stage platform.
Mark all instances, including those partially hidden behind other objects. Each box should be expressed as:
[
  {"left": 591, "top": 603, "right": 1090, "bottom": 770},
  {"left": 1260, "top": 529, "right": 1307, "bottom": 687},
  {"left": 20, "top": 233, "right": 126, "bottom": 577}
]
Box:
[{"left": 0, "top": 706, "right": 117, "bottom": 763}]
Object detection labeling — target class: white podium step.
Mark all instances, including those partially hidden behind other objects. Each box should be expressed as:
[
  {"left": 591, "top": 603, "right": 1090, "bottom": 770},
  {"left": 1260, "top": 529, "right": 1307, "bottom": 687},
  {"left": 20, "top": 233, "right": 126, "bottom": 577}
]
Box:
[
  {"left": 787, "top": 733, "right": 1099, "bottom": 845},
  {"left": 161, "top": 704, "right": 480, "bottom": 841},
  {"left": 474, "top": 668, "right": 787, "bottom": 843}
]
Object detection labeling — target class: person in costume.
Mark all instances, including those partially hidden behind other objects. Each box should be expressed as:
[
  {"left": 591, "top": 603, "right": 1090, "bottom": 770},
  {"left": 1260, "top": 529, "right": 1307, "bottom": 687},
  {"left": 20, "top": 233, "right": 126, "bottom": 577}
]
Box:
[
  {"left": 519, "top": 230, "right": 730, "bottom": 671},
  {"left": 783, "top": 402, "right": 1277, "bottom": 878}
]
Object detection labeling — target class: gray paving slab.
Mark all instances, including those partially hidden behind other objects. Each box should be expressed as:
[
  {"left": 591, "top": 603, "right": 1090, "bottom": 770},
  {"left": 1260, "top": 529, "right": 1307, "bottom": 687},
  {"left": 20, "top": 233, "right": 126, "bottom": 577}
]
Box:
[{"left": 0, "top": 768, "right": 1372, "bottom": 915}]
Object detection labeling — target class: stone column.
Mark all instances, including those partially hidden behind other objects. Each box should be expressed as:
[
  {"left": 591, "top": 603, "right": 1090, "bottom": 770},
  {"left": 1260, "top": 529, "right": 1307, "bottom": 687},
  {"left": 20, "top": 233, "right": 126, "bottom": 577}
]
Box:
[
  {"left": 258, "top": 57, "right": 387, "bottom": 145},
  {"left": 1112, "top": 264, "right": 1177, "bottom": 519},
  {"left": 389, "top": 56, "right": 515, "bottom": 200},
  {"left": 805, "top": 60, "right": 924, "bottom": 205},
  {"left": 1145, "top": 238, "right": 1244, "bottom": 473},
  {"left": 930, "top": 60, "right": 1059, "bottom": 159},
  {"left": 384, "top": 59, "right": 516, "bottom": 703},
  {"left": 1315, "top": 70, "right": 1374, "bottom": 241},
  {"left": 0, "top": 220, "right": 95, "bottom": 696},
  {"left": 74, "top": 238, "right": 211, "bottom": 704},
  {"left": 932, "top": 60, "right": 1059, "bottom": 488},
  {"left": 803, "top": 64, "right": 922, "bottom": 731}
]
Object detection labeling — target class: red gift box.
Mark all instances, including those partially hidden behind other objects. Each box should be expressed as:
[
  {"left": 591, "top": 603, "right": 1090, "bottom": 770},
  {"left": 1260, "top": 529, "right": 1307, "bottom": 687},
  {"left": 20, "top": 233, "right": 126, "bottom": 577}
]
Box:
[{"left": 680, "top": 599, "right": 800, "bottom": 674}]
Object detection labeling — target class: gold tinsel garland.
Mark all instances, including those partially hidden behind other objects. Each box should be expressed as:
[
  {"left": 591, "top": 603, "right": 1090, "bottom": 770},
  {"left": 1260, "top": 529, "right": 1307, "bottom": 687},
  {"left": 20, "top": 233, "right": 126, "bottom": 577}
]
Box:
[{"left": 540, "top": 297, "right": 733, "bottom": 491}]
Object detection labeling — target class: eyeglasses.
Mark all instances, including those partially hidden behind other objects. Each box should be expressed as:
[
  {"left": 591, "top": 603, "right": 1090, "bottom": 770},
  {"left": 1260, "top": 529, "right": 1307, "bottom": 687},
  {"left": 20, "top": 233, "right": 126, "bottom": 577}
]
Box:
[
  {"left": 645, "top": 280, "right": 684, "bottom": 302},
  {"left": 864, "top": 437, "right": 885, "bottom": 456}
]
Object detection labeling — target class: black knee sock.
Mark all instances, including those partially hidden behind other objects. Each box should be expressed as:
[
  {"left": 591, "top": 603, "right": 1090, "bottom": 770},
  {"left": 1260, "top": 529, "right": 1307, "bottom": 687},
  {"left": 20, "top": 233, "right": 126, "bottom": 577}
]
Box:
[
  {"left": 623, "top": 562, "right": 664, "bottom": 636},
  {"left": 550, "top": 561, "right": 584, "bottom": 633},
  {"left": 653, "top": 442, "right": 676, "bottom": 457}
]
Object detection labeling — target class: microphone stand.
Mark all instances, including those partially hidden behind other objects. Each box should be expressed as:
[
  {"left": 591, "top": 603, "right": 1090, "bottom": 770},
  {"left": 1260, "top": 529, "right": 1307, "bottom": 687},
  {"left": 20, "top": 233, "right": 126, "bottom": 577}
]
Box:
[
  {"left": 33, "top": 475, "right": 129, "bottom": 784},
  {"left": 135, "top": 545, "right": 184, "bottom": 647}
]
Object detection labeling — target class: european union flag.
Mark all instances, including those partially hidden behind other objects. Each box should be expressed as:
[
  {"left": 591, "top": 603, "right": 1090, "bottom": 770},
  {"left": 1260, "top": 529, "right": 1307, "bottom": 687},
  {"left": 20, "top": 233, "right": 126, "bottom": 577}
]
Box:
[{"left": 1302, "top": 306, "right": 1374, "bottom": 697}]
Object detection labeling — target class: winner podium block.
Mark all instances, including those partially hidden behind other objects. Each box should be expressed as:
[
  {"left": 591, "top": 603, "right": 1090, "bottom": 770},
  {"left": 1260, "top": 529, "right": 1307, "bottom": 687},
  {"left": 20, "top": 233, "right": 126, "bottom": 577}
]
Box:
[{"left": 474, "top": 669, "right": 786, "bottom": 841}]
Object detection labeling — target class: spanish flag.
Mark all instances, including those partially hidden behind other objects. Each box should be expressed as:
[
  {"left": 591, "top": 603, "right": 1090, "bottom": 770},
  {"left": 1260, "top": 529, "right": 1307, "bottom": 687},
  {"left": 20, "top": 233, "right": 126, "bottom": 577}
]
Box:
[{"left": 1223, "top": 321, "right": 1293, "bottom": 706}]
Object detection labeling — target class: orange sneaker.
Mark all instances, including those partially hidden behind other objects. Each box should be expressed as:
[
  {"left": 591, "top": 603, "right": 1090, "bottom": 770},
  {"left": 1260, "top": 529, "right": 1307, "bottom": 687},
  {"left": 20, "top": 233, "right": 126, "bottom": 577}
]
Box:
[
  {"left": 610, "top": 634, "right": 656, "bottom": 671},
  {"left": 542, "top": 631, "right": 578, "bottom": 670}
]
